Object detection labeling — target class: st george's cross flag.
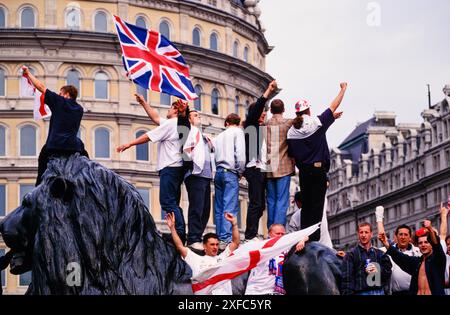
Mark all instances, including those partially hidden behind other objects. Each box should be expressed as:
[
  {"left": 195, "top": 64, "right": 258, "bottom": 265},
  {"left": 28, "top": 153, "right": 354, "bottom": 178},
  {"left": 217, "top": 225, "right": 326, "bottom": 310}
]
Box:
[
  {"left": 113, "top": 15, "right": 198, "bottom": 101},
  {"left": 20, "top": 73, "right": 51, "bottom": 120},
  {"left": 191, "top": 223, "right": 320, "bottom": 295}
]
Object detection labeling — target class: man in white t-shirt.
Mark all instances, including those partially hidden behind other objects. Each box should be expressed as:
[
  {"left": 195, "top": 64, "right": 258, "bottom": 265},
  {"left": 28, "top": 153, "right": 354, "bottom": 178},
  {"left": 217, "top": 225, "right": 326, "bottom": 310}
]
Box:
[
  {"left": 165, "top": 211, "right": 240, "bottom": 295},
  {"left": 245, "top": 224, "right": 308, "bottom": 295},
  {"left": 117, "top": 97, "right": 187, "bottom": 243}
]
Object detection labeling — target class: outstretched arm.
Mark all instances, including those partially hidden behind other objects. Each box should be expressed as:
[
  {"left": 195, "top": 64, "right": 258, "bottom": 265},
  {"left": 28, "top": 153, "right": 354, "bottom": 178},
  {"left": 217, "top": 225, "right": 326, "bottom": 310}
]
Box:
[
  {"left": 135, "top": 93, "right": 161, "bottom": 126},
  {"left": 225, "top": 212, "right": 240, "bottom": 252},
  {"left": 439, "top": 203, "right": 448, "bottom": 241},
  {"left": 329, "top": 82, "right": 347, "bottom": 113},
  {"left": 116, "top": 133, "right": 150, "bottom": 153},
  {"left": 165, "top": 212, "right": 188, "bottom": 258},
  {"left": 22, "top": 65, "right": 46, "bottom": 94}
]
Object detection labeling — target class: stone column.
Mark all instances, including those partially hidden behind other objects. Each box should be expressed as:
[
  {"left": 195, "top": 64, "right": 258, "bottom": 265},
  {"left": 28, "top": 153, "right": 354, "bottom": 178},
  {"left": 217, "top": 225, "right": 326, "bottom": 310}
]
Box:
[
  {"left": 45, "top": 0, "right": 57, "bottom": 29},
  {"left": 179, "top": 13, "right": 189, "bottom": 44}
]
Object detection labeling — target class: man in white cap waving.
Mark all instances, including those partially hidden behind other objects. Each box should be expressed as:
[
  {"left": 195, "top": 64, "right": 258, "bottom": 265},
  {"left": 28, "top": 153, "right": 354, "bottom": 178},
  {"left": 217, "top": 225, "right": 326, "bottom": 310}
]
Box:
[{"left": 287, "top": 83, "right": 347, "bottom": 241}]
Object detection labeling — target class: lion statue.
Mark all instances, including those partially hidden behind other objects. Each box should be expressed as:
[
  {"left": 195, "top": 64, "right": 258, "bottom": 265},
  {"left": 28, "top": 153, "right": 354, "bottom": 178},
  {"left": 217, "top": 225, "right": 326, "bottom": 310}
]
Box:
[{"left": 0, "top": 154, "right": 192, "bottom": 294}]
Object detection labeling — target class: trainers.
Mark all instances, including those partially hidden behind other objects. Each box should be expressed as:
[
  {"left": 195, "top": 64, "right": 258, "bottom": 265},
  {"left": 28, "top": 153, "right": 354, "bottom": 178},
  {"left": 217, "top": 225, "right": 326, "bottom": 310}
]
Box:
[
  {"left": 188, "top": 242, "right": 204, "bottom": 251},
  {"left": 243, "top": 236, "right": 260, "bottom": 243},
  {"left": 219, "top": 241, "right": 228, "bottom": 250}
]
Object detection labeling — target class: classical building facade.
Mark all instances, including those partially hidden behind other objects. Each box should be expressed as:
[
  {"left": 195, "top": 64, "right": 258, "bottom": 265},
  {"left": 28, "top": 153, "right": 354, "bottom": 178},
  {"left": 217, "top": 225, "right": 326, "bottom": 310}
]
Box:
[
  {"left": 0, "top": 0, "right": 274, "bottom": 294},
  {"left": 327, "top": 86, "right": 450, "bottom": 250}
]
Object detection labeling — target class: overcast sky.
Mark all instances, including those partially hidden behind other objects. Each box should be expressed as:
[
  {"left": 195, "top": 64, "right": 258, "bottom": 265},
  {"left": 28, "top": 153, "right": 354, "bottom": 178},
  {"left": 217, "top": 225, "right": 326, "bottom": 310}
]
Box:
[{"left": 259, "top": 0, "right": 450, "bottom": 147}]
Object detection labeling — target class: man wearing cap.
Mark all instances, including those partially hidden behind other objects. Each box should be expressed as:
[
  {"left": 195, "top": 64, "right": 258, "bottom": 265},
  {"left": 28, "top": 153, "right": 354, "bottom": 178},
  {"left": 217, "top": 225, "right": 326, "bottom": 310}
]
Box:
[
  {"left": 379, "top": 221, "right": 447, "bottom": 295},
  {"left": 265, "top": 99, "right": 295, "bottom": 230},
  {"left": 287, "top": 83, "right": 347, "bottom": 241}
]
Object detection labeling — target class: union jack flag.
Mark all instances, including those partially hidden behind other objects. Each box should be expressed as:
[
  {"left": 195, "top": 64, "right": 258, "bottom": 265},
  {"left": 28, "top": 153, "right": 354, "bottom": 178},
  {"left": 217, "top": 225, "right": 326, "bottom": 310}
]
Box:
[{"left": 113, "top": 15, "right": 197, "bottom": 101}]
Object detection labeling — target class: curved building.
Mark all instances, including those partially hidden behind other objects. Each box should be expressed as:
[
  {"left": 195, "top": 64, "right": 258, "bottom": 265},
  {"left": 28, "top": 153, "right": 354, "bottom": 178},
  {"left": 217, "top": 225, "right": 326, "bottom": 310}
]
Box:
[{"left": 0, "top": 0, "right": 273, "bottom": 294}]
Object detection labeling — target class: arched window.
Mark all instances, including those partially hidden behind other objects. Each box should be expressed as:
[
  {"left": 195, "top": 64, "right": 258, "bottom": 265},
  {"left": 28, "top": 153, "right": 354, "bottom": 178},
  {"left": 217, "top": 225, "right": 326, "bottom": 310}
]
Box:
[
  {"left": 94, "top": 11, "right": 107, "bottom": 32},
  {"left": 159, "top": 21, "right": 170, "bottom": 39},
  {"left": 136, "top": 130, "right": 149, "bottom": 161},
  {"left": 94, "top": 71, "right": 108, "bottom": 100},
  {"left": 243, "top": 46, "right": 249, "bottom": 62},
  {"left": 160, "top": 93, "right": 171, "bottom": 106},
  {"left": 20, "top": 125, "right": 37, "bottom": 156},
  {"left": 211, "top": 88, "right": 219, "bottom": 115},
  {"left": 21, "top": 7, "right": 35, "bottom": 28},
  {"left": 136, "top": 16, "right": 147, "bottom": 29},
  {"left": 66, "top": 7, "right": 81, "bottom": 30},
  {"left": 0, "top": 125, "right": 5, "bottom": 156},
  {"left": 192, "top": 27, "right": 201, "bottom": 46},
  {"left": 234, "top": 96, "right": 239, "bottom": 114},
  {"left": 94, "top": 127, "right": 110, "bottom": 158},
  {"left": 194, "top": 85, "right": 202, "bottom": 111},
  {"left": 136, "top": 84, "right": 147, "bottom": 101},
  {"left": 210, "top": 33, "right": 218, "bottom": 51},
  {"left": 67, "top": 69, "right": 80, "bottom": 94},
  {"left": 0, "top": 7, "right": 5, "bottom": 28},
  {"left": 0, "top": 68, "right": 5, "bottom": 96},
  {"left": 233, "top": 40, "right": 239, "bottom": 58}
]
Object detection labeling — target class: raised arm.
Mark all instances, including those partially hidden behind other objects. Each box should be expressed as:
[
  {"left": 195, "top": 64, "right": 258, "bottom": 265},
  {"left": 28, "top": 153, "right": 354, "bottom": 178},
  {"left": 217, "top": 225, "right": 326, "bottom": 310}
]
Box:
[
  {"left": 246, "top": 80, "right": 277, "bottom": 125},
  {"left": 439, "top": 203, "right": 448, "bottom": 241},
  {"left": 224, "top": 212, "right": 240, "bottom": 252},
  {"left": 22, "top": 65, "right": 46, "bottom": 94},
  {"left": 165, "top": 212, "right": 188, "bottom": 258},
  {"left": 379, "top": 232, "right": 417, "bottom": 275},
  {"left": 135, "top": 93, "right": 161, "bottom": 125},
  {"left": 116, "top": 133, "right": 150, "bottom": 153},
  {"left": 329, "top": 82, "right": 347, "bottom": 113}
]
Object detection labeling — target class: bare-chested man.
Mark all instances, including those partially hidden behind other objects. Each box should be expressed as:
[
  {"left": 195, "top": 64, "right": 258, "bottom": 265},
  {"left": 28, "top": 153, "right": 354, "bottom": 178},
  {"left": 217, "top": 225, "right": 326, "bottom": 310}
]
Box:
[{"left": 379, "top": 219, "right": 447, "bottom": 295}]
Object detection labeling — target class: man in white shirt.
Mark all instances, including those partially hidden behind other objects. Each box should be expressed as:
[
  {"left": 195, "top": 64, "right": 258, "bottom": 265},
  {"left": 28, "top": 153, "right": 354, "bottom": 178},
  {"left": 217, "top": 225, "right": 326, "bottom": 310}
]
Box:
[
  {"left": 117, "top": 98, "right": 187, "bottom": 243},
  {"left": 213, "top": 113, "right": 246, "bottom": 248},
  {"left": 165, "top": 211, "right": 240, "bottom": 295},
  {"left": 245, "top": 224, "right": 308, "bottom": 295}
]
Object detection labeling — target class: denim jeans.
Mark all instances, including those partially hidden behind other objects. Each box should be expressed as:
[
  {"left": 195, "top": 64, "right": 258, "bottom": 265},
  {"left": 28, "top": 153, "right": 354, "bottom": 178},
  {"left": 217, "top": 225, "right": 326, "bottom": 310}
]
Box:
[
  {"left": 159, "top": 166, "right": 186, "bottom": 243},
  {"left": 266, "top": 175, "right": 291, "bottom": 229},
  {"left": 214, "top": 167, "right": 239, "bottom": 242}
]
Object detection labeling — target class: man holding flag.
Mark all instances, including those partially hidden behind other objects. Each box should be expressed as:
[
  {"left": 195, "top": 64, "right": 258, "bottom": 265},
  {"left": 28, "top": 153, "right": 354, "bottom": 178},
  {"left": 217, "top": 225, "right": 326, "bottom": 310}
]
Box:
[{"left": 21, "top": 66, "right": 88, "bottom": 186}]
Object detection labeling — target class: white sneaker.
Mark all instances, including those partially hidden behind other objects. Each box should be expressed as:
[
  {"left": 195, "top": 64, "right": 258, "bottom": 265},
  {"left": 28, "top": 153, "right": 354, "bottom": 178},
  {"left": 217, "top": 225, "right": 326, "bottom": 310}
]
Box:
[
  {"left": 189, "top": 242, "right": 204, "bottom": 251},
  {"left": 243, "top": 237, "right": 260, "bottom": 243},
  {"left": 219, "top": 241, "right": 228, "bottom": 250}
]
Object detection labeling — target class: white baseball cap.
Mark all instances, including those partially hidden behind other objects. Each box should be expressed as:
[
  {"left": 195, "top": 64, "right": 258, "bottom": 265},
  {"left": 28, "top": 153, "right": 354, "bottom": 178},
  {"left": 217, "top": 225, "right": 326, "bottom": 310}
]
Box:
[{"left": 295, "top": 99, "right": 311, "bottom": 113}]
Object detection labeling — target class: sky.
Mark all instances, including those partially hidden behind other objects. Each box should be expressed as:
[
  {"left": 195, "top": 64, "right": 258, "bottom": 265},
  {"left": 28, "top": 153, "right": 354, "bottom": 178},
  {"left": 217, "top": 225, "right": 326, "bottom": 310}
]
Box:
[{"left": 258, "top": 0, "right": 450, "bottom": 147}]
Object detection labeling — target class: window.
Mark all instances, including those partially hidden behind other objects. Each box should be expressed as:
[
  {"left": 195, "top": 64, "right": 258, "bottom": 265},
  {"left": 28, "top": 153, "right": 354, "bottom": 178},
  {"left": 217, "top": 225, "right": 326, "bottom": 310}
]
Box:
[
  {"left": 0, "top": 68, "right": 4, "bottom": 95},
  {"left": 0, "top": 185, "right": 5, "bottom": 217},
  {"left": 208, "top": 0, "right": 217, "bottom": 6},
  {"left": 21, "top": 7, "right": 35, "bottom": 28},
  {"left": 136, "top": 130, "right": 149, "bottom": 161},
  {"left": 243, "top": 46, "right": 249, "bottom": 62},
  {"left": 0, "top": 7, "right": 5, "bottom": 28},
  {"left": 192, "top": 27, "right": 201, "bottom": 46},
  {"left": 137, "top": 188, "right": 150, "bottom": 210},
  {"left": 234, "top": 96, "right": 239, "bottom": 114},
  {"left": 136, "top": 16, "right": 147, "bottom": 29},
  {"left": 94, "top": 11, "right": 107, "bottom": 32},
  {"left": 19, "top": 271, "right": 32, "bottom": 287},
  {"left": 233, "top": 40, "right": 239, "bottom": 58},
  {"left": 67, "top": 69, "right": 80, "bottom": 94},
  {"left": 211, "top": 88, "right": 219, "bottom": 115},
  {"left": 0, "top": 125, "right": 5, "bottom": 156},
  {"left": 66, "top": 7, "right": 81, "bottom": 30},
  {"left": 20, "top": 125, "right": 36, "bottom": 156},
  {"left": 160, "top": 93, "right": 171, "bottom": 106},
  {"left": 194, "top": 85, "right": 202, "bottom": 111},
  {"left": 94, "top": 72, "right": 108, "bottom": 100},
  {"left": 210, "top": 33, "right": 218, "bottom": 51},
  {"left": 0, "top": 248, "right": 5, "bottom": 287},
  {"left": 136, "top": 84, "right": 147, "bottom": 102},
  {"left": 159, "top": 21, "right": 170, "bottom": 39},
  {"left": 94, "top": 127, "right": 110, "bottom": 158},
  {"left": 20, "top": 184, "right": 34, "bottom": 201}
]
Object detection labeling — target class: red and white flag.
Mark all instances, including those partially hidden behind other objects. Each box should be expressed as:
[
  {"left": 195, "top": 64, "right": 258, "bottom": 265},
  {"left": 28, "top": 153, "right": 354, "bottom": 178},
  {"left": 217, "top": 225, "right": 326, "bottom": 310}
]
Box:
[
  {"left": 191, "top": 223, "right": 320, "bottom": 295},
  {"left": 20, "top": 74, "right": 51, "bottom": 120}
]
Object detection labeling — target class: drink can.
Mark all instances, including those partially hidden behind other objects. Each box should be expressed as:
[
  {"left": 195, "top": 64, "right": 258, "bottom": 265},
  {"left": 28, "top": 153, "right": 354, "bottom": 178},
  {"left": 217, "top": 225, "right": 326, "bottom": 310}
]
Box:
[{"left": 365, "top": 258, "right": 371, "bottom": 268}]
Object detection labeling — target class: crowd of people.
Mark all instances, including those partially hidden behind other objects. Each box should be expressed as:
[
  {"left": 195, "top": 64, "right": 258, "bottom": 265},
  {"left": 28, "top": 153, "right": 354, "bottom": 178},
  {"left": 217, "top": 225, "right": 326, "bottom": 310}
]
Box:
[{"left": 1, "top": 66, "right": 449, "bottom": 296}]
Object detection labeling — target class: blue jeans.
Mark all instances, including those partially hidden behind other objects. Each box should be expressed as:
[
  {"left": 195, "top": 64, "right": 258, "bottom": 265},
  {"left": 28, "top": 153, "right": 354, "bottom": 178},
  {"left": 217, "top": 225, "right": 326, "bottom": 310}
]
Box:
[
  {"left": 266, "top": 175, "right": 291, "bottom": 229},
  {"left": 356, "top": 289, "right": 385, "bottom": 295},
  {"left": 214, "top": 167, "right": 239, "bottom": 242},
  {"left": 159, "top": 166, "right": 186, "bottom": 243}
]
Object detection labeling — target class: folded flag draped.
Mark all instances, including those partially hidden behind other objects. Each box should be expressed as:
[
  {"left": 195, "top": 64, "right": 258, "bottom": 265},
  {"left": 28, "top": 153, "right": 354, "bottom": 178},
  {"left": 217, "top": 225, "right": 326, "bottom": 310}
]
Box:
[
  {"left": 20, "top": 74, "right": 51, "bottom": 120},
  {"left": 113, "top": 15, "right": 198, "bottom": 101},
  {"left": 191, "top": 223, "right": 320, "bottom": 295}
]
